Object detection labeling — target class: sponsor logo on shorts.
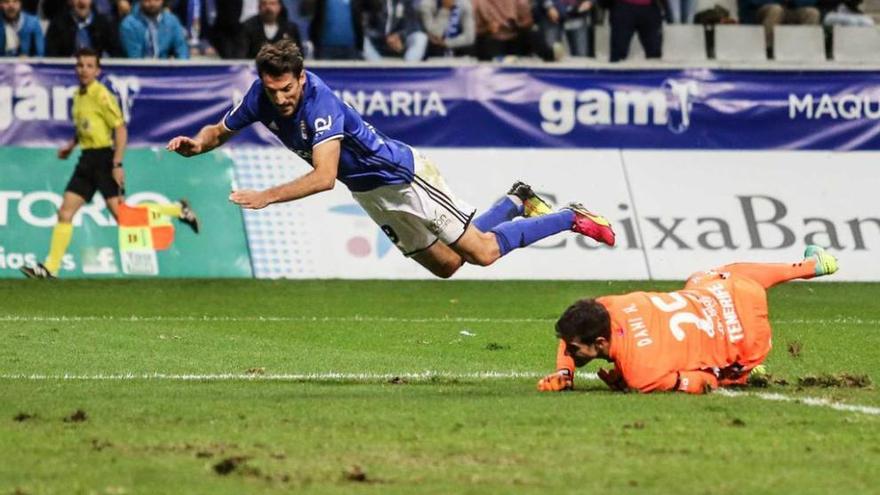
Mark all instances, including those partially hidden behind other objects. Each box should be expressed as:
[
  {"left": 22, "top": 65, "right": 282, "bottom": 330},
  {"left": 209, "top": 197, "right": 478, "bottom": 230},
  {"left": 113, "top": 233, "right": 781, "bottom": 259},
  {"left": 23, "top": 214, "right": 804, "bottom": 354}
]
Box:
[{"left": 381, "top": 225, "right": 399, "bottom": 244}]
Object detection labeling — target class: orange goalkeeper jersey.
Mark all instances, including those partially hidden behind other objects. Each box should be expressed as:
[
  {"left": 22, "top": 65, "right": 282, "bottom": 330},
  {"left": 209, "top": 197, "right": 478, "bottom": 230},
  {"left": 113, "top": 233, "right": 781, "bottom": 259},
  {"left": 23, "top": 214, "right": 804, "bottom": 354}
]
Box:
[{"left": 560, "top": 271, "right": 773, "bottom": 394}]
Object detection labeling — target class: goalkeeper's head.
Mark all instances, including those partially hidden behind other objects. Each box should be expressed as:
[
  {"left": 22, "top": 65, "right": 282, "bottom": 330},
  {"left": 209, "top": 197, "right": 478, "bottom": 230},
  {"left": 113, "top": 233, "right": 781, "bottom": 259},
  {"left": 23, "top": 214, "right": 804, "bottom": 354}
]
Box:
[{"left": 555, "top": 298, "right": 612, "bottom": 367}]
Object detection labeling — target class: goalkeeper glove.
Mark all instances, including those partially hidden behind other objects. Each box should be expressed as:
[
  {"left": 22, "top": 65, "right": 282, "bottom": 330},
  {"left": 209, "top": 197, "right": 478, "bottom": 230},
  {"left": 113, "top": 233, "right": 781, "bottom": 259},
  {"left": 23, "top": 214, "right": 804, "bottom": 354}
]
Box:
[{"left": 537, "top": 369, "right": 573, "bottom": 392}]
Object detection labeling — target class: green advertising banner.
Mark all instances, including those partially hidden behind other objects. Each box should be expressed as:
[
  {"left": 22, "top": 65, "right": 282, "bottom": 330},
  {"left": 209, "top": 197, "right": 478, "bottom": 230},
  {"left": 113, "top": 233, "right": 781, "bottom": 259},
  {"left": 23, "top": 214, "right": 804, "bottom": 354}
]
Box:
[{"left": 0, "top": 147, "right": 252, "bottom": 278}]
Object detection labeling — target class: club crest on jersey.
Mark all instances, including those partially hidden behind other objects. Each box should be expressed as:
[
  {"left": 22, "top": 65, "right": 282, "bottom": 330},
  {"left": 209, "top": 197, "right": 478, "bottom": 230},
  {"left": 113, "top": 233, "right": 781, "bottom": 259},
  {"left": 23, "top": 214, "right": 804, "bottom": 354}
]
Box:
[{"left": 299, "top": 120, "right": 308, "bottom": 140}]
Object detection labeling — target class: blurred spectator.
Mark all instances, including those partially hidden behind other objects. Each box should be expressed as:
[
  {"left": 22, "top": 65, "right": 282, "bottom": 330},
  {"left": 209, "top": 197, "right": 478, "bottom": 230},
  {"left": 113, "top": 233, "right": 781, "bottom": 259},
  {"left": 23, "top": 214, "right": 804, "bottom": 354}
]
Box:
[
  {"left": 419, "top": 0, "right": 475, "bottom": 57},
  {"left": 819, "top": 0, "right": 874, "bottom": 25},
  {"left": 363, "top": 0, "right": 427, "bottom": 61},
  {"left": 667, "top": 0, "right": 695, "bottom": 22},
  {"left": 472, "top": 0, "right": 533, "bottom": 60},
  {"left": 240, "top": 0, "right": 301, "bottom": 58},
  {"left": 303, "top": 0, "right": 365, "bottom": 59},
  {"left": 280, "top": 0, "right": 312, "bottom": 55},
  {"left": 535, "top": 0, "right": 592, "bottom": 56},
  {"left": 46, "top": 0, "right": 119, "bottom": 56},
  {"left": 609, "top": 0, "right": 662, "bottom": 62},
  {"left": 119, "top": 0, "right": 189, "bottom": 58},
  {"left": 739, "top": 0, "right": 820, "bottom": 52},
  {"left": 1, "top": 0, "right": 44, "bottom": 56}
]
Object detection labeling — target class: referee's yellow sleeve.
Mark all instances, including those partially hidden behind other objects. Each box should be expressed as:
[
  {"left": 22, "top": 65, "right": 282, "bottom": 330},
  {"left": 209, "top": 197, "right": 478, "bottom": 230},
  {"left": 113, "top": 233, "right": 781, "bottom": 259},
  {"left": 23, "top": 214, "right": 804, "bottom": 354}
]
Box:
[{"left": 98, "top": 87, "right": 124, "bottom": 129}]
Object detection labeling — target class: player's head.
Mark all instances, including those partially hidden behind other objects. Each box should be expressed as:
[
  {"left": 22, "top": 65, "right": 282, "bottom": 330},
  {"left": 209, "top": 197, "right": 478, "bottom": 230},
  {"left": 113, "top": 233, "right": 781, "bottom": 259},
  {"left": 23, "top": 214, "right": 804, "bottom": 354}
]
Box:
[
  {"left": 0, "top": 0, "right": 21, "bottom": 21},
  {"left": 140, "top": 0, "right": 164, "bottom": 17},
  {"left": 74, "top": 47, "right": 101, "bottom": 87},
  {"left": 555, "top": 298, "right": 612, "bottom": 367},
  {"left": 256, "top": 39, "right": 305, "bottom": 117}
]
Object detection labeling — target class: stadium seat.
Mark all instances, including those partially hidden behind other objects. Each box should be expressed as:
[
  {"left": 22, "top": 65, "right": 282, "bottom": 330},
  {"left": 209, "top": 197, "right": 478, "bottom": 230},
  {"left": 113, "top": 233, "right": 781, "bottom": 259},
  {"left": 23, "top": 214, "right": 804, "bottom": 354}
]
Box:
[
  {"left": 714, "top": 25, "right": 767, "bottom": 61},
  {"left": 593, "top": 25, "right": 610, "bottom": 60},
  {"left": 774, "top": 26, "right": 827, "bottom": 62},
  {"left": 833, "top": 26, "right": 880, "bottom": 63},
  {"left": 662, "top": 25, "right": 708, "bottom": 62}
]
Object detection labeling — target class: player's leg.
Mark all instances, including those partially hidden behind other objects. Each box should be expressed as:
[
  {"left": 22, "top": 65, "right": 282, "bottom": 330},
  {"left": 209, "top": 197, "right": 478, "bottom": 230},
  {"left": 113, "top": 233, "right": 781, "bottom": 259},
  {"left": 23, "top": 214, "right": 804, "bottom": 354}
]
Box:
[
  {"left": 140, "top": 199, "right": 200, "bottom": 233},
  {"left": 451, "top": 203, "right": 615, "bottom": 266},
  {"left": 472, "top": 182, "right": 552, "bottom": 233},
  {"left": 717, "top": 245, "right": 838, "bottom": 289},
  {"left": 21, "top": 191, "right": 86, "bottom": 279},
  {"left": 411, "top": 241, "right": 465, "bottom": 279}
]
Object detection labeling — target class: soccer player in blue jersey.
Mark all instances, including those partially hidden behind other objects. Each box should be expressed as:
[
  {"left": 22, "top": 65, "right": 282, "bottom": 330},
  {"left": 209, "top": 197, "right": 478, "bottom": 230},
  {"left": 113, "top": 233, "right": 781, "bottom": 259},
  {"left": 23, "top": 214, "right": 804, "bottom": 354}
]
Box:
[{"left": 167, "top": 40, "right": 615, "bottom": 278}]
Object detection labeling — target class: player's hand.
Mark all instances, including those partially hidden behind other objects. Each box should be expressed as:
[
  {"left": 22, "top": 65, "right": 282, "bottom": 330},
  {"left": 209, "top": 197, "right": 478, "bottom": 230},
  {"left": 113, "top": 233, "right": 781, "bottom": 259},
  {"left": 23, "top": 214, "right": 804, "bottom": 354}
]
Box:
[
  {"left": 166, "top": 136, "right": 203, "bottom": 157},
  {"left": 112, "top": 167, "right": 125, "bottom": 189},
  {"left": 547, "top": 6, "right": 560, "bottom": 23},
  {"left": 597, "top": 367, "right": 626, "bottom": 391},
  {"left": 58, "top": 143, "right": 75, "bottom": 160},
  {"left": 229, "top": 189, "right": 270, "bottom": 209},
  {"left": 537, "top": 370, "right": 573, "bottom": 392}
]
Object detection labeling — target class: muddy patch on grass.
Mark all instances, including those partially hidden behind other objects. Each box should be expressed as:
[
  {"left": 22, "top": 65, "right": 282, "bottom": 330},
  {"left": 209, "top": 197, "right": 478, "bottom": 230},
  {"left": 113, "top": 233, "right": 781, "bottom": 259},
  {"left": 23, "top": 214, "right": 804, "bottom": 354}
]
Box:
[
  {"left": 484, "top": 342, "right": 509, "bottom": 351},
  {"left": 90, "top": 439, "right": 113, "bottom": 451},
  {"left": 344, "top": 465, "right": 371, "bottom": 483},
  {"left": 388, "top": 376, "right": 407, "bottom": 385},
  {"left": 214, "top": 456, "right": 250, "bottom": 475},
  {"left": 63, "top": 409, "right": 87, "bottom": 423},
  {"left": 13, "top": 412, "right": 35, "bottom": 422},
  {"left": 787, "top": 341, "right": 803, "bottom": 358},
  {"left": 797, "top": 373, "right": 871, "bottom": 388}
]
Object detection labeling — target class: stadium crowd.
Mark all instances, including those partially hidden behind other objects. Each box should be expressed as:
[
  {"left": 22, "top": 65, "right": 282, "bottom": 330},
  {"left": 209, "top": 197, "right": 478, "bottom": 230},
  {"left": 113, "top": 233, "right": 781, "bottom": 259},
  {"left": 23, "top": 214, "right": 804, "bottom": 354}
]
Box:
[{"left": 0, "top": 0, "right": 876, "bottom": 62}]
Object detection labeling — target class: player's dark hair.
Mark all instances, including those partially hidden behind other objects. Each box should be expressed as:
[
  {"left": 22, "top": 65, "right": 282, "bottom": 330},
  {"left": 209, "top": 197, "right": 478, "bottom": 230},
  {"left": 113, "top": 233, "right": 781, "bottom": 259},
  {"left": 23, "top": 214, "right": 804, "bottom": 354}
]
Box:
[
  {"left": 555, "top": 299, "right": 611, "bottom": 344},
  {"left": 255, "top": 39, "right": 304, "bottom": 79},
  {"left": 75, "top": 47, "right": 100, "bottom": 67}
]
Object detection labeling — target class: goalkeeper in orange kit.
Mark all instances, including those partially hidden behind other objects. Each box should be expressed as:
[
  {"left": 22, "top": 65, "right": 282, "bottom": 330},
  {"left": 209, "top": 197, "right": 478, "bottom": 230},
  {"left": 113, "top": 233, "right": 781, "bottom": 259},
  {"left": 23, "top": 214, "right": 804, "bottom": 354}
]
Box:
[{"left": 538, "top": 245, "right": 839, "bottom": 394}]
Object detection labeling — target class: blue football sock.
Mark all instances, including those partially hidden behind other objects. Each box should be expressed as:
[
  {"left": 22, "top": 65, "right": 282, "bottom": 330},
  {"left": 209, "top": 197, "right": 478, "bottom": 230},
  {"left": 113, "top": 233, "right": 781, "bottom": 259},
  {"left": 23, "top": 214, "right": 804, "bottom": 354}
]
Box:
[
  {"left": 491, "top": 210, "right": 575, "bottom": 257},
  {"left": 473, "top": 196, "right": 522, "bottom": 232}
]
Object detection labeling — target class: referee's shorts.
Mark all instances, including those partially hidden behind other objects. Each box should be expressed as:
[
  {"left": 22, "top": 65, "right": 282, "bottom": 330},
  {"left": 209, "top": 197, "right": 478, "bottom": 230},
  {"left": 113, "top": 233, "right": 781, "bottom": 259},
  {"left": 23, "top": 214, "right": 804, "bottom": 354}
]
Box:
[{"left": 65, "top": 147, "right": 124, "bottom": 201}]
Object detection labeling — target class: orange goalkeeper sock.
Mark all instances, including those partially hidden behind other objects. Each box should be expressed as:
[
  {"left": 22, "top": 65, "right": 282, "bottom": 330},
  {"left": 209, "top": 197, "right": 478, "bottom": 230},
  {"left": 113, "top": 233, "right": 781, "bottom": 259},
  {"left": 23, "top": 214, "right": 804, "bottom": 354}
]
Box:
[{"left": 720, "top": 261, "right": 816, "bottom": 290}]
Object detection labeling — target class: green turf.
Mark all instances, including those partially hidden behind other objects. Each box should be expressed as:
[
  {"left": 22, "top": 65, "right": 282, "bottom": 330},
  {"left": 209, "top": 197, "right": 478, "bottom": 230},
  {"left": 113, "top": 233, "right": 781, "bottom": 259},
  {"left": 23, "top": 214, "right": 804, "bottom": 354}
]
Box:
[{"left": 1, "top": 280, "right": 879, "bottom": 495}]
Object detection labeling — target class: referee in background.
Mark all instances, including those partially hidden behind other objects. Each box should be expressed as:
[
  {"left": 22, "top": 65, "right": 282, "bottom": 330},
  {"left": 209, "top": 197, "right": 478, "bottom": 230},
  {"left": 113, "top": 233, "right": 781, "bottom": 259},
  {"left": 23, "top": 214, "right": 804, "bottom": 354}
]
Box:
[{"left": 21, "top": 48, "right": 199, "bottom": 279}]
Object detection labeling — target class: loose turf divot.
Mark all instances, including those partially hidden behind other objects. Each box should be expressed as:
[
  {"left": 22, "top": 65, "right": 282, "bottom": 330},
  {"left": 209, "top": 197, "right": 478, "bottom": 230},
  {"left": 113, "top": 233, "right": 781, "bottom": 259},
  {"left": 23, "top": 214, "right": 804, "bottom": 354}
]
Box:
[
  {"left": 788, "top": 341, "right": 803, "bottom": 358},
  {"left": 388, "top": 376, "right": 407, "bottom": 385},
  {"left": 13, "top": 412, "right": 35, "bottom": 422},
  {"left": 797, "top": 373, "right": 871, "bottom": 388},
  {"left": 213, "top": 456, "right": 250, "bottom": 475},
  {"left": 484, "top": 342, "right": 509, "bottom": 351},
  {"left": 730, "top": 418, "right": 746, "bottom": 427},
  {"left": 623, "top": 421, "right": 645, "bottom": 430},
  {"left": 344, "top": 465, "right": 371, "bottom": 483},
  {"left": 63, "top": 409, "right": 87, "bottom": 423}
]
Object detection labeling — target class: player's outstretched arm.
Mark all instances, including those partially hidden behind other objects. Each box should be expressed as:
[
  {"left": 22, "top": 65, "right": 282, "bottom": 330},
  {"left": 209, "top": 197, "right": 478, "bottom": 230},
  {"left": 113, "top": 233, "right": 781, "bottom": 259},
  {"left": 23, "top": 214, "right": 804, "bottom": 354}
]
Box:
[
  {"left": 229, "top": 138, "right": 341, "bottom": 210},
  {"left": 166, "top": 121, "right": 235, "bottom": 157}
]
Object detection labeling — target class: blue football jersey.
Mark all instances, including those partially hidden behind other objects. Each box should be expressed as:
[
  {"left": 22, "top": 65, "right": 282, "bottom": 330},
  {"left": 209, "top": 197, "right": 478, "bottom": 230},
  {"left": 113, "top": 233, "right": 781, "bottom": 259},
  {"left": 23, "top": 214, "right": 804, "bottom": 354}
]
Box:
[{"left": 223, "top": 71, "right": 415, "bottom": 192}]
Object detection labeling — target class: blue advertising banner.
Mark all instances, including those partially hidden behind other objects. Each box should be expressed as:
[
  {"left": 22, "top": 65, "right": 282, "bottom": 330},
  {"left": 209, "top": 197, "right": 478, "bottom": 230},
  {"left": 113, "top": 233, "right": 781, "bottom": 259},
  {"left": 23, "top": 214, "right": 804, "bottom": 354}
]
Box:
[{"left": 1, "top": 62, "right": 879, "bottom": 150}]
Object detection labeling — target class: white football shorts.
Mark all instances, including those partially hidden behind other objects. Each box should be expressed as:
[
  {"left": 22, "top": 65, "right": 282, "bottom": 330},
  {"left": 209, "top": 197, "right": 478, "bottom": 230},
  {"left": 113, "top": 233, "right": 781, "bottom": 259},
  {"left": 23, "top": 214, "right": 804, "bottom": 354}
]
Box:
[{"left": 351, "top": 149, "right": 476, "bottom": 256}]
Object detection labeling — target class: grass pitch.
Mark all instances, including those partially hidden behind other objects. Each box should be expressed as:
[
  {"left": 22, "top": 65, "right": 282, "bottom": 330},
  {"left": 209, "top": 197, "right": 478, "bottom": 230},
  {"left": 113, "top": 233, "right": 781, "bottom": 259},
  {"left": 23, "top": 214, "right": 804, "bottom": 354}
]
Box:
[{"left": 1, "top": 279, "right": 879, "bottom": 494}]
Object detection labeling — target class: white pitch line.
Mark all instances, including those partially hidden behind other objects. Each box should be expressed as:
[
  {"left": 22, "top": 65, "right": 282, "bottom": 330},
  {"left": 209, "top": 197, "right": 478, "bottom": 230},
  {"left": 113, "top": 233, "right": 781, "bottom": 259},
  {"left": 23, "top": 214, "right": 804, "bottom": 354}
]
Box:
[
  {"left": 716, "top": 389, "right": 880, "bottom": 416},
  {"left": 0, "top": 315, "right": 878, "bottom": 325}
]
